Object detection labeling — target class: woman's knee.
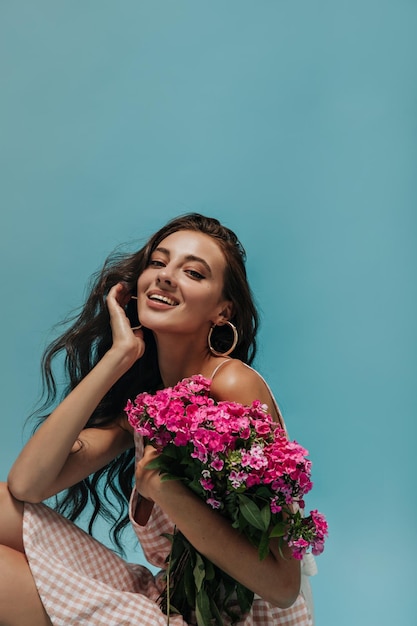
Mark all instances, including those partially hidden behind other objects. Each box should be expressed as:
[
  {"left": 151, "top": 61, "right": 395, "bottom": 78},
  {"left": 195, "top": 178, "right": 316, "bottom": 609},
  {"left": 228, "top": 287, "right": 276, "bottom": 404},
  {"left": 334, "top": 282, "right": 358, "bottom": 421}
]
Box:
[
  {"left": 0, "top": 545, "right": 52, "bottom": 626},
  {"left": 0, "top": 482, "right": 24, "bottom": 552}
]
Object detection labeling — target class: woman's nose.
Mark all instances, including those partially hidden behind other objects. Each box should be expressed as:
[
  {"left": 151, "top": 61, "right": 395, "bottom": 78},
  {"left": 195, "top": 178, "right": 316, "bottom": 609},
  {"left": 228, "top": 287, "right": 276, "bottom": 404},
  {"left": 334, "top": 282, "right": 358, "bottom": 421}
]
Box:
[{"left": 156, "top": 266, "right": 176, "bottom": 287}]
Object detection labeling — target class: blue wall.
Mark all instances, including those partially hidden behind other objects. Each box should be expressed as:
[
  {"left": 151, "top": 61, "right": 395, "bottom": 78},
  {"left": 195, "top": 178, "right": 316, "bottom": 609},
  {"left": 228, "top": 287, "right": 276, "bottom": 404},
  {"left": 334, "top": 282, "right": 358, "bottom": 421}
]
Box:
[{"left": 1, "top": 2, "right": 416, "bottom": 624}]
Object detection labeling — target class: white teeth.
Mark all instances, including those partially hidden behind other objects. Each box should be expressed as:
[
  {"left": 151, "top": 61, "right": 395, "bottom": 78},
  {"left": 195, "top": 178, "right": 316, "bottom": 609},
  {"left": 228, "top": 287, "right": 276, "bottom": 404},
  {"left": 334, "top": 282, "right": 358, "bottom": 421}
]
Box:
[{"left": 149, "top": 294, "right": 178, "bottom": 306}]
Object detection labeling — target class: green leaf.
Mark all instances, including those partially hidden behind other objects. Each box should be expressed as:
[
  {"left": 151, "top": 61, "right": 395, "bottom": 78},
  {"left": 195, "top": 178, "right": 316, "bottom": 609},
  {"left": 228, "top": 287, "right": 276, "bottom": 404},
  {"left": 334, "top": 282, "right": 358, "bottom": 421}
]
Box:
[
  {"left": 204, "top": 559, "right": 216, "bottom": 581},
  {"left": 188, "top": 476, "right": 205, "bottom": 493},
  {"left": 236, "top": 583, "right": 255, "bottom": 615},
  {"left": 160, "top": 446, "right": 182, "bottom": 459},
  {"left": 255, "top": 485, "right": 273, "bottom": 499},
  {"left": 180, "top": 454, "right": 197, "bottom": 466},
  {"left": 209, "top": 596, "right": 224, "bottom": 626},
  {"left": 257, "top": 530, "right": 270, "bottom": 561},
  {"left": 170, "top": 531, "right": 189, "bottom": 562},
  {"left": 269, "top": 521, "right": 287, "bottom": 537},
  {"left": 183, "top": 560, "right": 196, "bottom": 606},
  {"left": 195, "top": 588, "right": 212, "bottom": 626},
  {"left": 160, "top": 473, "right": 182, "bottom": 483},
  {"left": 260, "top": 503, "right": 271, "bottom": 530},
  {"left": 193, "top": 553, "right": 206, "bottom": 592},
  {"left": 221, "top": 573, "right": 237, "bottom": 605},
  {"left": 144, "top": 457, "right": 165, "bottom": 470},
  {"left": 238, "top": 495, "right": 266, "bottom": 531}
]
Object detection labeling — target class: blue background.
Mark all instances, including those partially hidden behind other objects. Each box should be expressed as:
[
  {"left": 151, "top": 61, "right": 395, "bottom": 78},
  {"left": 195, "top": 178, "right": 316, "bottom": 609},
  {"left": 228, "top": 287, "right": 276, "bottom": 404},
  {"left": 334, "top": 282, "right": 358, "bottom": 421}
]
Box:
[{"left": 1, "top": 2, "right": 416, "bottom": 624}]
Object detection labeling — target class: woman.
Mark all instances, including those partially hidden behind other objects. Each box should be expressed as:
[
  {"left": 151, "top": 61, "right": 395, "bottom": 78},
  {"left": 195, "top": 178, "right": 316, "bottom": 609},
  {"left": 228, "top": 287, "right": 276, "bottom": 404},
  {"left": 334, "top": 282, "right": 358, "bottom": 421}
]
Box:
[{"left": 1, "top": 213, "right": 314, "bottom": 625}]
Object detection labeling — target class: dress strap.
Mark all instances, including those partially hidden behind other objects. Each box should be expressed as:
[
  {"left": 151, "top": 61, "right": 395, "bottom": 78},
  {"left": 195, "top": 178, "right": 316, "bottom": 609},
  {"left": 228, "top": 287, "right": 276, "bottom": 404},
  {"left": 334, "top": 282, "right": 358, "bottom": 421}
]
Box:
[
  {"left": 209, "top": 359, "right": 287, "bottom": 432},
  {"left": 241, "top": 363, "right": 287, "bottom": 432},
  {"left": 209, "top": 358, "right": 233, "bottom": 380}
]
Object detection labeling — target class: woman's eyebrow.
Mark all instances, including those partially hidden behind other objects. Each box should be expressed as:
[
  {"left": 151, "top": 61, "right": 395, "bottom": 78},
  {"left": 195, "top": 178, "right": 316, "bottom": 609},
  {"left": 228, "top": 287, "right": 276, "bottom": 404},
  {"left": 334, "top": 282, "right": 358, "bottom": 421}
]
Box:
[
  {"left": 184, "top": 255, "right": 212, "bottom": 275},
  {"left": 153, "top": 247, "right": 212, "bottom": 275},
  {"left": 153, "top": 246, "right": 170, "bottom": 257}
]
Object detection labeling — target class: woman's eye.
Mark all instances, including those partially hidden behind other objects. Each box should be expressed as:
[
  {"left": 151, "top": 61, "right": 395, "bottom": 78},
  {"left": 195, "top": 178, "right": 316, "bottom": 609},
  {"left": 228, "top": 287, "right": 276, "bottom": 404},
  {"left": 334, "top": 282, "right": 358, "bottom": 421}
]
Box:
[
  {"left": 149, "top": 259, "right": 165, "bottom": 267},
  {"left": 186, "top": 269, "right": 205, "bottom": 280}
]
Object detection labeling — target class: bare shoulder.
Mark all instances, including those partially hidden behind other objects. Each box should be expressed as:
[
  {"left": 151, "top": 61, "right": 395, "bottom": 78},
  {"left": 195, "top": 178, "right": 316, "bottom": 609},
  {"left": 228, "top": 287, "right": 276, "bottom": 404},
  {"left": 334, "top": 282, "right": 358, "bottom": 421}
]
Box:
[{"left": 210, "top": 360, "right": 274, "bottom": 409}]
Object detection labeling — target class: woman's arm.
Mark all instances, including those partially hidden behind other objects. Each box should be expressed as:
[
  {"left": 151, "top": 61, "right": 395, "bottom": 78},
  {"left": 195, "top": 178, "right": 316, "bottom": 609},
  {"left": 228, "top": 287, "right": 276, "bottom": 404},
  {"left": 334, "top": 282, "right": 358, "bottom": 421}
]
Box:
[
  {"left": 8, "top": 283, "right": 142, "bottom": 503},
  {"left": 136, "top": 446, "right": 300, "bottom": 609},
  {"left": 135, "top": 362, "right": 301, "bottom": 609}
]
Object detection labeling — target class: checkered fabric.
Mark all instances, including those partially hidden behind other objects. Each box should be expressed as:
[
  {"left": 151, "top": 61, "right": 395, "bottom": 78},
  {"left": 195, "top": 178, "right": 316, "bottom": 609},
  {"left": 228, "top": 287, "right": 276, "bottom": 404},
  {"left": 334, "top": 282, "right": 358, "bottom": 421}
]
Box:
[
  {"left": 22, "top": 408, "right": 314, "bottom": 625},
  {"left": 24, "top": 500, "right": 312, "bottom": 625},
  {"left": 23, "top": 502, "right": 186, "bottom": 625},
  {"left": 130, "top": 489, "right": 313, "bottom": 626}
]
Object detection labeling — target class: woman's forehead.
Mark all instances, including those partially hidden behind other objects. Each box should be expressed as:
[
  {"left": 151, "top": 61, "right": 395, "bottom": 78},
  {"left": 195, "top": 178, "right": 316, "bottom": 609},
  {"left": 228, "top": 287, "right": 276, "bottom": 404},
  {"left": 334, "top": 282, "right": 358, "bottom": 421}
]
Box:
[{"left": 155, "top": 230, "right": 225, "bottom": 264}]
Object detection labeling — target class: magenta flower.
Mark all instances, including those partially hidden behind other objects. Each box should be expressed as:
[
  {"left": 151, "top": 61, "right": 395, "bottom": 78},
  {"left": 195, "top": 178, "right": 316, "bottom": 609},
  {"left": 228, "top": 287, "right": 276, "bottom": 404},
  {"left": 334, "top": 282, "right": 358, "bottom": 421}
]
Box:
[
  {"left": 125, "top": 375, "right": 328, "bottom": 566},
  {"left": 229, "top": 469, "right": 248, "bottom": 488},
  {"left": 210, "top": 457, "right": 224, "bottom": 471},
  {"left": 288, "top": 538, "right": 310, "bottom": 560},
  {"left": 270, "top": 497, "right": 282, "bottom": 514},
  {"left": 206, "top": 497, "right": 222, "bottom": 509}
]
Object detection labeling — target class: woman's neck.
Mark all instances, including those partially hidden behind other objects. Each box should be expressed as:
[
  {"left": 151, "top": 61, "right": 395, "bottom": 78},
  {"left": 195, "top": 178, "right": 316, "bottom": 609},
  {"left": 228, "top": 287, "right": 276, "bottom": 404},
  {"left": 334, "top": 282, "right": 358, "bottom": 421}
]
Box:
[{"left": 154, "top": 334, "right": 218, "bottom": 387}]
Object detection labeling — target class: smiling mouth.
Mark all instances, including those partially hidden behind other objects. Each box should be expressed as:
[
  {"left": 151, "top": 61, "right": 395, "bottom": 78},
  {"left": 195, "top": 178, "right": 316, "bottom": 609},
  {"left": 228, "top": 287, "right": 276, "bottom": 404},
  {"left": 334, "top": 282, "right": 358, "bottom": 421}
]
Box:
[{"left": 148, "top": 294, "right": 179, "bottom": 306}]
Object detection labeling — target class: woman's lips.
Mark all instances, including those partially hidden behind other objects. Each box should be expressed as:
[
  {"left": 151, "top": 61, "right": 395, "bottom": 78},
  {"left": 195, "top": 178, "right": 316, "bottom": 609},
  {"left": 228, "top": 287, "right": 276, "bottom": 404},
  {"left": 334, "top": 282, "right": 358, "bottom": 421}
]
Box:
[{"left": 147, "top": 292, "right": 179, "bottom": 307}]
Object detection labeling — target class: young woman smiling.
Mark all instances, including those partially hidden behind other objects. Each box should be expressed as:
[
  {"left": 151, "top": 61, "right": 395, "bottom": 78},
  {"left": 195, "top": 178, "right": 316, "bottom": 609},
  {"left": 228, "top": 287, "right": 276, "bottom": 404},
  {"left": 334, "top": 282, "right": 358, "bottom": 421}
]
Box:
[{"left": 2, "top": 214, "right": 314, "bottom": 625}]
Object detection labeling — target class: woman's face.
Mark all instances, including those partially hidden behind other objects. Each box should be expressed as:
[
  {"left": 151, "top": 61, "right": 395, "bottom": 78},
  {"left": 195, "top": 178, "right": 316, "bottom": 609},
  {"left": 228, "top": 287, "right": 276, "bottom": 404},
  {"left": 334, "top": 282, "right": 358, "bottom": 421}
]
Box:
[{"left": 136, "top": 230, "right": 231, "bottom": 337}]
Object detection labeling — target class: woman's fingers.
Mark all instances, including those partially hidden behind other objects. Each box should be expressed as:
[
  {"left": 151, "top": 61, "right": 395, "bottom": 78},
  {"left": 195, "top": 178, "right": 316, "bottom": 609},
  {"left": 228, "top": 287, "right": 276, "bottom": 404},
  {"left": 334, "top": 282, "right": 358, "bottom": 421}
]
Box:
[
  {"left": 106, "top": 283, "right": 145, "bottom": 361},
  {"left": 107, "top": 284, "right": 137, "bottom": 327},
  {"left": 107, "top": 282, "right": 131, "bottom": 311},
  {"left": 135, "top": 445, "right": 161, "bottom": 501}
]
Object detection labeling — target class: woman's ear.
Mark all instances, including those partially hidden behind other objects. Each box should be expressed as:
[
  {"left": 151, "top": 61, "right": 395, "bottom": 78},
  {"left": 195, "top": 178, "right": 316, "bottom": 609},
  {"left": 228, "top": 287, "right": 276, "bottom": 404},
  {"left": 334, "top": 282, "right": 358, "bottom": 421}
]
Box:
[{"left": 214, "top": 301, "right": 234, "bottom": 325}]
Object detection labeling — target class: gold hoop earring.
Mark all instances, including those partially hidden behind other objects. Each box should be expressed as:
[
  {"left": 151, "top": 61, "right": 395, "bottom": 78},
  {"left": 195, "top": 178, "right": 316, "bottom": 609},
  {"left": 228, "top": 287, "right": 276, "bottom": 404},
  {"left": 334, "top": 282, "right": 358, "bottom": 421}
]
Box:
[
  {"left": 128, "top": 295, "right": 141, "bottom": 330},
  {"left": 208, "top": 321, "right": 238, "bottom": 357}
]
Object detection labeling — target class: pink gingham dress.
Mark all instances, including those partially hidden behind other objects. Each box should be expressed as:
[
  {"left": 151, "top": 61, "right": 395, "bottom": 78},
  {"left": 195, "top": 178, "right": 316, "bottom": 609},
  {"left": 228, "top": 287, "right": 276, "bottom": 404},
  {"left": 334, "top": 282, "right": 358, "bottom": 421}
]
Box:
[{"left": 23, "top": 368, "right": 316, "bottom": 625}]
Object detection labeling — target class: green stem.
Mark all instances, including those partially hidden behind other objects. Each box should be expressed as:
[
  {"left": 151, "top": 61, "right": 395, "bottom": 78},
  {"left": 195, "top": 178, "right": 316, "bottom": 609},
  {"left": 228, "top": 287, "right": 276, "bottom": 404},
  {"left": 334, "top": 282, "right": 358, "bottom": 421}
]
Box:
[{"left": 165, "top": 527, "right": 175, "bottom": 626}]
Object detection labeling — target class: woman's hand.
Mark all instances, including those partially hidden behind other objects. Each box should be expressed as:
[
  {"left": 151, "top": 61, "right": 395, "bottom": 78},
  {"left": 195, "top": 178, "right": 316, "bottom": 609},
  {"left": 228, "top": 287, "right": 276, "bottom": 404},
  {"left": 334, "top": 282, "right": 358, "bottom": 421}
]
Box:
[
  {"left": 106, "top": 283, "right": 145, "bottom": 365},
  {"left": 135, "top": 444, "right": 162, "bottom": 501},
  {"left": 8, "top": 281, "right": 142, "bottom": 503}
]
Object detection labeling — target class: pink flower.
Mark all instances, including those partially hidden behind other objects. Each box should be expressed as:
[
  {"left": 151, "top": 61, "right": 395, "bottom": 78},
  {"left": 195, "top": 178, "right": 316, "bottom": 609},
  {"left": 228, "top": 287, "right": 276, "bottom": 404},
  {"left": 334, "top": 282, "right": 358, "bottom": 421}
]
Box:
[
  {"left": 191, "top": 441, "right": 208, "bottom": 463},
  {"left": 310, "top": 509, "right": 329, "bottom": 553},
  {"left": 200, "top": 477, "right": 214, "bottom": 491},
  {"left": 210, "top": 457, "right": 224, "bottom": 471},
  {"left": 270, "top": 497, "right": 282, "bottom": 514},
  {"left": 229, "top": 470, "right": 248, "bottom": 488},
  {"left": 288, "top": 538, "right": 309, "bottom": 560},
  {"left": 246, "top": 474, "right": 261, "bottom": 488},
  {"left": 312, "top": 540, "right": 325, "bottom": 556},
  {"left": 241, "top": 444, "right": 268, "bottom": 471},
  {"left": 125, "top": 374, "right": 327, "bottom": 562},
  {"left": 173, "top": 431, "right": 191, "bottom": 446},
  {"left": 253, "top": 420, "right": 272, "bottom": 436},
  {"left": 206, "top": 497, "right": 222, "bottom": 509}
]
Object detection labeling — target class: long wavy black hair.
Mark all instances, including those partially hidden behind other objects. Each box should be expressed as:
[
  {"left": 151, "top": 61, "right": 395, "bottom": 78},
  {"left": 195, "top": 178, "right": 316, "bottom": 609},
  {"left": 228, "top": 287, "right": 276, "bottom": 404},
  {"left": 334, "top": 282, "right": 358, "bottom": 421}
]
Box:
[{"left": 33, "top": 213, "right": 259, "bottom": 551}]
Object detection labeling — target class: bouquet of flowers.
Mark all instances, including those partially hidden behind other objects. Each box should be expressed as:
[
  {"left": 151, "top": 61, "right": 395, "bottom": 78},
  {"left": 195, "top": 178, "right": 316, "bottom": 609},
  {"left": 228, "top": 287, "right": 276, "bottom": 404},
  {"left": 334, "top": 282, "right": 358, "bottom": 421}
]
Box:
[{"left": 126, "top": 375, "right": 328, "bottom": 625}]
